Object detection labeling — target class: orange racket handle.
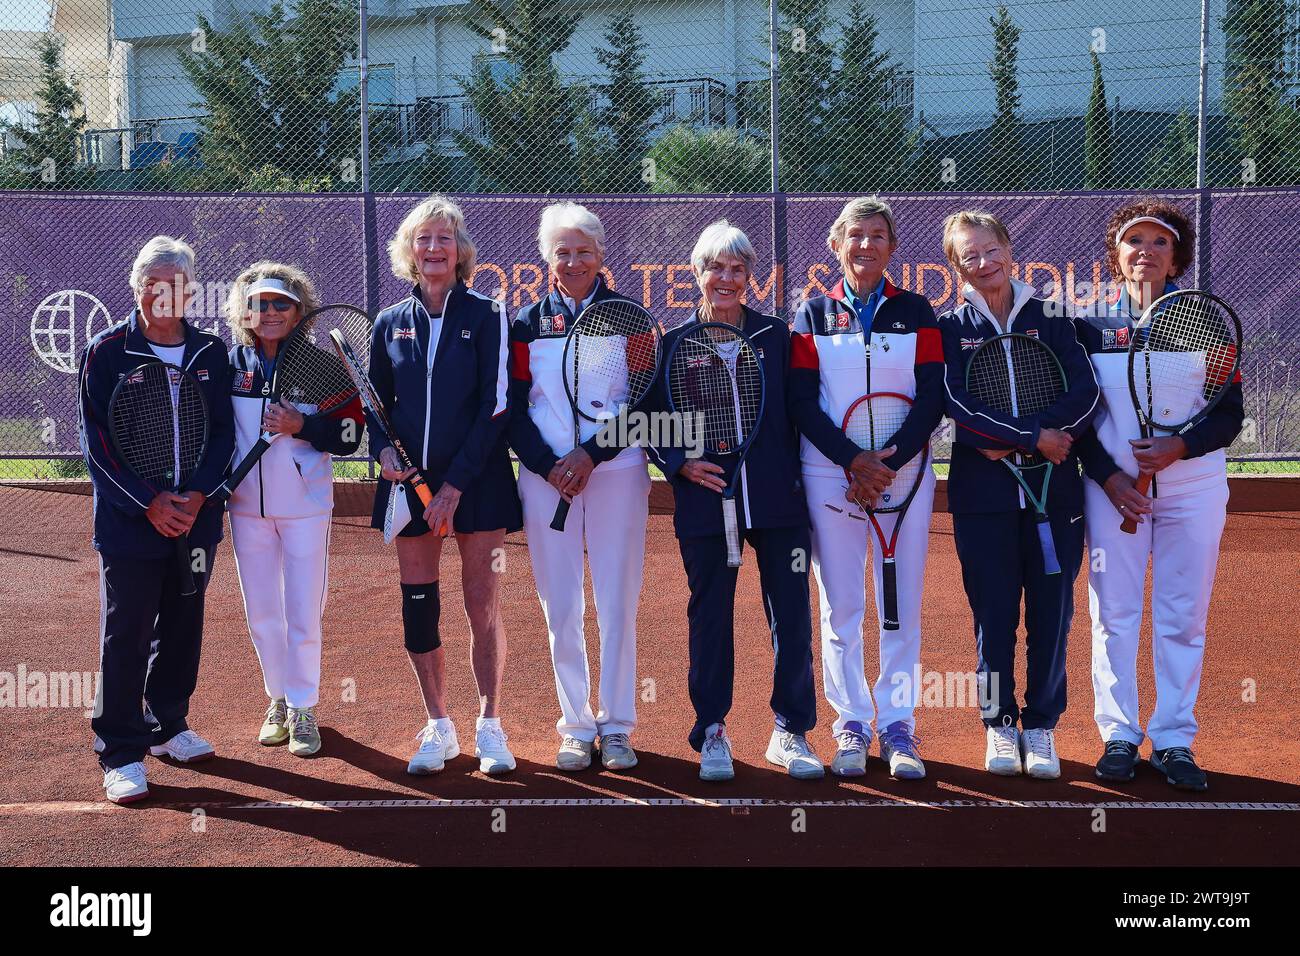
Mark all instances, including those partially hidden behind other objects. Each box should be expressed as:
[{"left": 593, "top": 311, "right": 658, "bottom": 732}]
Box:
[{"left": 1119, "top": 473, "right": 1153, "bottom": 534}]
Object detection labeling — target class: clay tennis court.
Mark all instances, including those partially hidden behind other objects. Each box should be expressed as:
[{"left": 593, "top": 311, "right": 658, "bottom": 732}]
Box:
[{"left": 1, "top": 482, "right": 1297, "bottom": 867}]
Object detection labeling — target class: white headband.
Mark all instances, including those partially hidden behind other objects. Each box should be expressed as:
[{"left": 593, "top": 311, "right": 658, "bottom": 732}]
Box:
[
  {"left": 246, "top": 277, "right": 301, "bottom": 302},
  {"left": 1115, "top": 216, "right": 1181, "bottom": 247}
]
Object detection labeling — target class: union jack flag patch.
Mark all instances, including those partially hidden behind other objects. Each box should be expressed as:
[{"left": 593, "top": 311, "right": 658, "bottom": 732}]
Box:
[
  {"left": 960, "top": 337, "right": 983, "bottom": 351},
  {"left": 126, "top": 369, "right": 145, "bottom": 384},
  {"left": 394, "top": 327, "right": 417, "bottom": 340}
]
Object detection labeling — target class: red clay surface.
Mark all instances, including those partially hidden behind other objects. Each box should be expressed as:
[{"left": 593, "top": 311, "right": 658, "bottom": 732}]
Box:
[{"left": 1, "top": 486, "right": 1297, "bottom": 866}]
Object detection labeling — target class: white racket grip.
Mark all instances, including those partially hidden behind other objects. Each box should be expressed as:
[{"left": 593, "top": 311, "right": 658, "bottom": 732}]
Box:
[{"left": 722, "top": 496, "right": 742, "bottom": 567}]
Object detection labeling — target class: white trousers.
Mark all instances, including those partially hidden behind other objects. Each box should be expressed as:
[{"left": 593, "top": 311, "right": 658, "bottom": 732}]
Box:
[
  {"left": 230, "top": 512, "right": 332, "bottom": 710},
  {"left": 519, "top": 464, "right": 650, "bottom": 742},
  {"left": 1084, "top": 478, "right": 1228, "bottom": 750},
  {"left": 805, "top": 467, "right": 936, "bottom": 738}
]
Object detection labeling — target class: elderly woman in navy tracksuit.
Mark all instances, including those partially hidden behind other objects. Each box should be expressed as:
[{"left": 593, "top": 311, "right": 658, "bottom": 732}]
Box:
[
  {"left": 937, "top": 210, "right": 1098, "bottom": 781},
  {"left": 371, "top": 195, "right": 523, "bottom": 777},
  {"left": 789, "top": 196, "right": 945, "bottom": 781},
  {"left": 78, "top": 235, "right": 235, "bottom": 804},
  {"left": 1074, "top": 200, "right": 1243, "bottom": 791},
  {"left": 225, "top": 263, "right": 364, "bottom": 758},
  {"left": 646, "top": 220, "right": 821, "bottom": 783},
  {"left": 508, "top": 202, "right": 649, "bottom": 773}
]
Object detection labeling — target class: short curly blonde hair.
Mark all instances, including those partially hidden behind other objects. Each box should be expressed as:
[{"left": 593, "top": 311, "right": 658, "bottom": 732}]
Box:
[
  {"left": 224, "top": 261, "right": 321, "bottom": 347},
  {"left": 388, "top": 194, "right": 477, "bottom": 284}
]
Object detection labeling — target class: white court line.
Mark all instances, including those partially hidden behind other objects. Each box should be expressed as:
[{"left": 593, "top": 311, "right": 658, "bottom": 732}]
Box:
[{"left": 3, "top": 798, "right": 1300, "bottom": 815}]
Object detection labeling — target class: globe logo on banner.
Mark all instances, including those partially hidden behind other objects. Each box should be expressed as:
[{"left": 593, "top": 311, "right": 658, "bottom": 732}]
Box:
[{"left": 30, "top": 291, "right": 113, "bottom": 374}]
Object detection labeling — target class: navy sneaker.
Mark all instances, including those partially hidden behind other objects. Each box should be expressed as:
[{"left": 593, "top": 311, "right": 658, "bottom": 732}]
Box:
[
  {"left": 1095, "top": 739, "right": 1141, "bottom": 782},
  {"left": 1150, "top": 746, "right": 1209, "bottom": 792}
]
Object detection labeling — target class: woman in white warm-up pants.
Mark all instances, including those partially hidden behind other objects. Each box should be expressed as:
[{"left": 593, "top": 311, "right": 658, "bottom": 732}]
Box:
[
  {"left": 1074, "top": 200, "right": 1243, "bottom": 792},
  {"left": 224, "top": 263, "right": 363, "bottom": 757},
  {"left": 789, "top": 197, "right": 946, "bottom": 780},
  {"left": 507, "top": 202, "right": 649, "bottom": 772}
]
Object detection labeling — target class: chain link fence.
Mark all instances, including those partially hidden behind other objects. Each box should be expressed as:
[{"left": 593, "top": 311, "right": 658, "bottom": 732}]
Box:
[
  {"left": 2, "top": 1, "right": 1298, "bottom": 193},
  {"left": 0, "top": 0, "right": 1297, "bottom": 483}
]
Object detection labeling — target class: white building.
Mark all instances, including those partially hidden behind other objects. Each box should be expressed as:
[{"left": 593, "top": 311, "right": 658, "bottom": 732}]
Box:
[{"left": 3, "top": 0, "right": 1235, "bottom": 171}]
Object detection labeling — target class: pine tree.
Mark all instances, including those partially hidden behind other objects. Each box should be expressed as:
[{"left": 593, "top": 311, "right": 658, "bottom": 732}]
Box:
[
  {"left": 179, "top": 0, "right": 359, "bottom": 188},
  {"left": 455, "top": 0, "right": 582, "bottom": 191},
  {"left": 1222, "top": 0, "right": 1300, "bottom": 186},
  {"left": 826, "top": 2, "right": 919, "bottom": 191},
  {"left": 5, "top": 33, "right": 88, "bottom": 188},
  {"left": 985, "top": 5, "right": 1025, "bottom": 190},
  {"left": 1083, "top": 49, "right": 1117, "bottom": 187},
  {"left": 575, "top": 8, "right": 659, "bottom": 193},
  {"left": 771, "top": 0, "right": 838, "bottom": 190}
]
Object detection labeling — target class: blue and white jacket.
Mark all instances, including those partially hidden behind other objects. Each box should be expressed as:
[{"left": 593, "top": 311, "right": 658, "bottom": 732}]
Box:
[
  {"left": 644, "top": 305, "right": 808, "bottom": 538},
  {"left": 789, "top": 276, "right": 946, "bottom": 477},
  {"left": 1072, "top": 282, "right": 1243, "bottom": 498},
  {"left": 78, "top": 310, "right": 236, "bottom": 558},
  {"left": 938, "top": 278, "right": 1100, "bottom": 516}
]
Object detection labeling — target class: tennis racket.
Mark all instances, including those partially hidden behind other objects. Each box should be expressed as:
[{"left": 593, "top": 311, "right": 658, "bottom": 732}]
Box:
[
  {"left": 825, "top": 392, "right": 929, "bottom": 630},
  {"left": 550, "top": 299, "right": 663, "bottom": 531},
  {"left": 1120, "top": 289, "right": 1242, "bottom": 533},
  {"left": 211, "top": 304, "right": 371, "bottom": 503},
  {"left": 329, "top": 327, "right": 436, "bottom": 532},
  {"left": 666, "top": 322, "right": 765, "bottom": 567},
  {"left": 108, "top": 362, "right": 210, "bottom": 596},
  {"left": 965, "top": 333, "right": 1068, "bottom": 576}
]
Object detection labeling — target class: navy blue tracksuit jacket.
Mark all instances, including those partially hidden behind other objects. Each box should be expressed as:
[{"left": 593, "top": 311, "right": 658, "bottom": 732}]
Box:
[
  {"left": 367, "top": 282, "right": 522, "bottom": 535},
  {"left": 644, "top": 306, "right": 816, "bottom": 750},
  {"left": 938, "top": 281, "right": 1100, "bottom": 729},
  {"left": 78, "top": 311, "right": 235, "bottom": 769}
]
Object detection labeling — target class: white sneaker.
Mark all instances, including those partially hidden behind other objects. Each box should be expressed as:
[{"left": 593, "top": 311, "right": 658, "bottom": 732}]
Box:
[
  {"left": 475, "top": 718, "right": 516, "bottom": 775},
  {"left": 765, "top": 729, "right": 826, "bottom": 780},
  {"left": 103, "top": 762, "right": 149, "bottom": 804},
  {"left": 599, "top": 733, "right": 638, "bottom": 771},
  {"left": 149, "top": 729, "right": 215, "bottom": 763},
  {"left": 557, "top": 735, "right": 594, "bottom": 771},
  {"left": 830, "top": 723, "right": 869, "bottom": 778},
  {"left": 1021, "top": 728, "right": 1061, "bottom": 779},
  {"left": 985, "top": 724, "right": 1024, "bottom": 776},
  {"left": 407, "top": 720, "right": 460, "bottom": 775},
  {"left": 699, "top": 723, "right": 735, "bottom": 781}
]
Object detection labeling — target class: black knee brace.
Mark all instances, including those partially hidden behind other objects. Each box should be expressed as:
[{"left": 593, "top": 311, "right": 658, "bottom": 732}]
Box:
[{"left": 401, "top": 582, "right": 441, "bottom": 653}]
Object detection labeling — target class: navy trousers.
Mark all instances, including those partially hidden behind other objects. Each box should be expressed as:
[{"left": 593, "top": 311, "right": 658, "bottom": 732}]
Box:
[
  {"left": 952, "top": 509, "right": 1084, "bottom": 730},
  {"left": 92, "top": 546, "right": 216, "bottom": 770},
  {"left": 678, "top": 525, "right": 817, "bottom": 752}
]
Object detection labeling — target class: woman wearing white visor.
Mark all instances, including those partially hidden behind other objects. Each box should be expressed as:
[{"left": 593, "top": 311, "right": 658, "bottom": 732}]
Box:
[{"left": 225, "top": 265, "right": 365, "bottom": 756}]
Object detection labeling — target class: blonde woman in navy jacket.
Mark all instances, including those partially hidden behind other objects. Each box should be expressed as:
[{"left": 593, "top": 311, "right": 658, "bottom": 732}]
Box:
[
  {"left": 1073, "top": 201, "right": 1243, "bottom": 792},
  {"left": 789, "top": 197, "right": 945, "bottom": 780},
  {"left": 372, "top": 195, "right": 522, "bottom": 777},
  {"left": 225, "top": 263, "right": 364, "bottom": 758},
  {"left": 507, "top": 203, "right": 649, "bottom": 773},
  {"left": 938, "top": 210, "right": 1099, "bottom": 781}
]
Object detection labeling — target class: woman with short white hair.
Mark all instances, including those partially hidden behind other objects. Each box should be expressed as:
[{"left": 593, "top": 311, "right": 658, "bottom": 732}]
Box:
[
  {"left": 645, "top": 220, "right": 821, "bottom": 782},
  {"left": 507, "top": 201, "right": 650, "bottom": 772},
  {"left": 371, "top": 195, "right": 523, "bottom": 777},
  {"left": 79, "top": 235, "right": 235, "bottom": 802}
]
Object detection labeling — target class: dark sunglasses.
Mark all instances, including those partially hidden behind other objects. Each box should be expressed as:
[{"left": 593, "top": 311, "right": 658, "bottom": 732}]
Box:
[{"left": 251, "top": 298, "right": 297, "bottom": 313}]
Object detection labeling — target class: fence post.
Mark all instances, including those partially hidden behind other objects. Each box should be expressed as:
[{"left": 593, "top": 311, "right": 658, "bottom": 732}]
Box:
[
  {"left": 768, "top": 0, "right": 788, "bottom": 319},
  {"left": 1194, "top": 0, "right": 1211, "bottom": 291}
]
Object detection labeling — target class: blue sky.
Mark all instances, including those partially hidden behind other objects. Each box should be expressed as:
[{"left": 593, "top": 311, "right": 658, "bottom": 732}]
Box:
[{"left": 1, "top": 0, "right": 52, "bottom": 31}]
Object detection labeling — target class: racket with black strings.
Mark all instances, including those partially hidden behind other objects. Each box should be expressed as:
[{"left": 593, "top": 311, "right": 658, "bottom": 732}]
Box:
[
  {"left": 108, "top": 362, "right": 210, "bottom": 596},
  {"left": 666, "top": 322, "right": 765, "bottom": 567},
  {"left": 211, "top": 304, "right": 371, "bottom": 503},
  {"left": 329, "top": 327, "right": 436, "bottom": 539},
  {"left": 550, "top": 299, "right": 663, "bottom": 531},
  {"left": 964, "top": 332, "right": 1068, "bottom": 576},
  {"left": 825, "top": 392, "right": 929, "bottom": 630},
  {"left": 1121, "top": 289, "right": 1242, "bottom": 533}
]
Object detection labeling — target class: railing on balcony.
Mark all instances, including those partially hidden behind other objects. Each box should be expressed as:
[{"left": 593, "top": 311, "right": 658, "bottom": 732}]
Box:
[
  {"left": 83, "top": 115, "right": 205, "bottom": 169},
  {"left": 736, "top": 70, "right": 915, "bottom": 131}
]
